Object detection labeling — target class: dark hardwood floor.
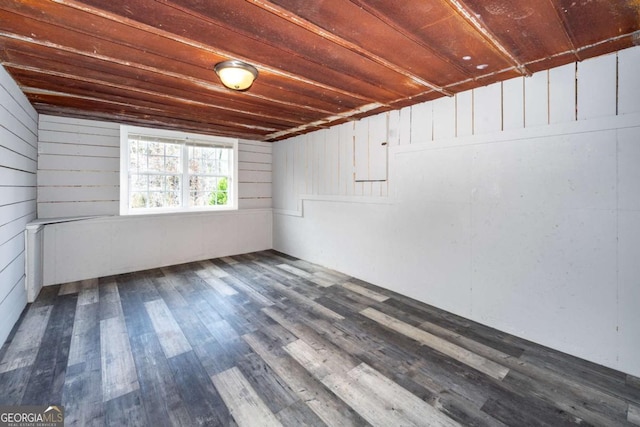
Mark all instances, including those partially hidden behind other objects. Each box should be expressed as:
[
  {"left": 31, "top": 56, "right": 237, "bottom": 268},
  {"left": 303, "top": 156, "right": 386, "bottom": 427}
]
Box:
[{"left": 0, "top": 250, "right": 639, "bottom": 426}]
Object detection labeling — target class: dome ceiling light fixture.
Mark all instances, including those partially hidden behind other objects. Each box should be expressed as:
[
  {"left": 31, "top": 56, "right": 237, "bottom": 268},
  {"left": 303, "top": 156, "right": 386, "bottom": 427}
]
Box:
[{"left": 214, "top": 60, "right": 259, "bottom": 91}]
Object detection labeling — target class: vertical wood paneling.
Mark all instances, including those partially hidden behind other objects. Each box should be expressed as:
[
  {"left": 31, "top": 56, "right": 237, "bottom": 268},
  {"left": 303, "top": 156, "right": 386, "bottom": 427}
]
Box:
[
  {"left": 275, "top": 49, "right": 634, "bottom": 210},
  {"left": 304, "top": 134, "right": 312, "bottom": 195},
  {"left": 0, "top": 64, "right": 37, "bottom": 348},
  {"left": 339, "top": 122, "right": 354, "bottom": 196},
  {"left": 473, "top": 84, "right": 502, "bottom": 135},
  {"left": 524, "top": 71, "right": 549, "bottom": 128},
  {"left": 294, "top": 135, "right": 307, "bottom": 204},
  {"left": 326, "top": 127, "right": 340, "bottom": 195},
  {"left": 387, "top": 110, "right": 400, "bottom": 147},
  {"left": 354, "top": 118, "right": 369, "bottom": 182},
  {"left": 432, "top": 96, "right": 456, "bottom": 141},
  {"left": 285, "top": 140, "right": 295, "bottom": 211},
  {"left": 410, "top": 102, "right": 433, "bottom": 144},
  {"left": 577, "top": 53, "right": 617, "bottom": 120},
  {"left": 271, "top": 141, "right": 285, "bottom": 210},
  {"left": 618, "top": 47, "right": 640, "bottom": 115},
  {"left": 368, "top": 114, "right": 387, "bottom": 182},
  {"left": 398, "top": 106, "right": 412, "bottom": 146},
  {"left": 549, "top": 63, "right": 577, "bottom": 124},
  {"left": 456, "top": 90, "right": 473, "bottom": 138},
  {"left": 503, "top": 77, "right": 524, "bottom": 131},
  {"left": 311, "top": 131, "right": 324, "bottom": 195}
]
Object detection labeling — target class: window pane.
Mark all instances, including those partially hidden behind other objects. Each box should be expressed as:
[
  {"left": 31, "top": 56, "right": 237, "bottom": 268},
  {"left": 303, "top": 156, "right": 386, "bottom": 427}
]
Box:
[
  {"left": 130, "top": 174, "right": 148, "bottom": 191},
  {"left": 188, "top": 146, "right": 230, "bottom": 175},
  {"left": 130, "top": 192, "right": 147, "bottom": 209},
  {"left": 188, "top": 176, "right": 228, "bottom": 206},
  {"left": 165, "top": 155, "right": 180, "bottom": 173},
  {"left": 165, "top": 191, "right": 181, "bottom": 207},
  {"left": 149, "top": 175, "right": 163, "bottom": 190}
]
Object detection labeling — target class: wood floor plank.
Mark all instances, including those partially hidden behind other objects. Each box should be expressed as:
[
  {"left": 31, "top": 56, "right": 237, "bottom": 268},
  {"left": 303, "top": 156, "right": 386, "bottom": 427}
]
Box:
[
  {"left": 628, "top": 375, "right": 640, "bottom": 390},
  {"left": 267, "top": 281, "right": 345, "bottom": 321},
  {"left": 117, "top": 271, "right": 162, "bottom": 303},
  {"left": 0, "top": 305, "right": 53, "bottom": 373},
  {"left": 167, "top": 350, "right": 230, "bottom": 426},
  {"left": 100, "top": 315, "right": 140, "bottom": 402},
  {"left": 62, "top": 358, "right": 104, "bottom": 426},
  {"left": 382, "top": 296, "right": 526, "bottom": 358},
  {"left": 276, "top": 263, "right": 314, "bottom": 279},
  {"left": 629, "top": 404, "right": 640, "bottom": 425},
  {"left": 241, "top": 262, "right": 325, "bottom": 301},
  {"left": 361, "top": 307, "right": 510, "bottom": 380},
  {"left": 263, "top": 306, "right": 355, "bottom": 363},
  {"left": 221, "top": 275, "right": 276, "bottom": 306},
  {"left": 341, "top": 281, "right": 389, "bottom": 302},
  {"left": 243, "top": 331, "right": 368, "bottom": 427},
  {"left": 250, "top": 260, "right": 301, "bottom": 282},
  {"left": 284, "top": 339, "right": 356, "bottom": 382},
  {"left": 499, "top": 365, "right": 630, "bottom": 426},
  {"left": 144, "top": 299, "right": 192, "bottom": 359},
  {"left": 152, "top": 275, "right": 189, "bottom": 309},
  {"left": 518, "top": 347, "right": 640, "bottom": 405},
  {"left": 236, "top": 351, "right": 299, "bottom": 414},
  {"left": 116, "top": 277, "right": 157, "bottom": 339},
  {"left": 77, "top": 279, "right": 99, "bottom": 306},
  {"left": 202, "top": 276, "right": 239, "bottom": 296},
  {"left": 0, "top": 366, "right": 33, "bottom": 405},
  {"left": 418, "top": 319, "right": 513, "bottom": 365},
  {"left": 275, "top": 400, "right": 327, "bottom": 426},
  {"left": 198, "top": 260, "right": 230, "bottom": 278},
  {"left": 21, "top": 293, "right": 77, "bottom": 405},
  {"left": 104, "top": 390, "right": 147, "bottom": 427},
  {"left": 67, "top": 302, "right": 100, "bottom": 366},
  {"left": 212, "top": 366, "right": 283, "bottom": 427},
  {"left": 59, "top": 280, "right": 82, "bottom": 296},
  {"left": 128, "top": 332, "right": 193, "bottom": 427},
  {"left": 99, "top": 279, "right": 124, "bottom": 320}
]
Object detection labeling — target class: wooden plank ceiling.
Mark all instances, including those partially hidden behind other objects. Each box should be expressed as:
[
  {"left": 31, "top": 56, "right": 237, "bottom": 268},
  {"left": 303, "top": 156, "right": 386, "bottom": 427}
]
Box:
[{"left": 1, "top": 1, "right": 639, "bottom": 141}]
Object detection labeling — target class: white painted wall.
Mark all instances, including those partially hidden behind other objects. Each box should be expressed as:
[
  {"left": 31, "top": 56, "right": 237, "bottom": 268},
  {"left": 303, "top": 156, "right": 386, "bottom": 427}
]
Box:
[
  {"left": 0, "top": 65, "right": 38, "bottom": 346},
  {"left": 272, "top": 47, "right": 640, "bottom": 377},
  {"left": 35, "top": 115, "right": 272, "bottom": 285}
]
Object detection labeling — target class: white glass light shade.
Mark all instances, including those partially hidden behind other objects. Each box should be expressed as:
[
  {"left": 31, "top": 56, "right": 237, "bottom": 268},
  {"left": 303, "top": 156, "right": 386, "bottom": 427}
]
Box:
[{"left": 214, "top": 60, "right": 258, "bottom": 91}]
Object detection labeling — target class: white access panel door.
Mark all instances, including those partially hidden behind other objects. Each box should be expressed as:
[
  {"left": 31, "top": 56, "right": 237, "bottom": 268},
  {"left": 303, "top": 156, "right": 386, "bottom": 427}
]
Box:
[{"left": 355, "top": 116, "right": 388, "bottom": 182}]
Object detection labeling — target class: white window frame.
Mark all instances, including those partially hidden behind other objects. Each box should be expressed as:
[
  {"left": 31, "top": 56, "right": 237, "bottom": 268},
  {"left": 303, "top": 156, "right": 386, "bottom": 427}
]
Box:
[{"left": 120, "top": 125, "right": 238, "bottom": 215}]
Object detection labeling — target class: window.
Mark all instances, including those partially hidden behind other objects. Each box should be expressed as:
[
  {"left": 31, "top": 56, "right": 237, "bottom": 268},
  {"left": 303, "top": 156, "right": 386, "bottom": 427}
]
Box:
[{"left": 120, "top": 126, "right": 238, "bottom": 214}]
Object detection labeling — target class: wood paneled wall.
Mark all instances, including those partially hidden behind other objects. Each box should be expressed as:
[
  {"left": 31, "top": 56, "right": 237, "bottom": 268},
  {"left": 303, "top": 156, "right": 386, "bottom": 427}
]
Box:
[
  {"left": 274, "top": 48, "right": 640, "bottom": 211},
  {"left": 37, "top": 115, "right": 272, "bottom": 218},
  {"left": 237, "top": 140, "right": 272, "bottom": 209},
  {"left": 0, "top": 65, "right": 38, "bottom": 346},
  {"left": 38, "top": 116, "right": 120, "bottom": 218}
]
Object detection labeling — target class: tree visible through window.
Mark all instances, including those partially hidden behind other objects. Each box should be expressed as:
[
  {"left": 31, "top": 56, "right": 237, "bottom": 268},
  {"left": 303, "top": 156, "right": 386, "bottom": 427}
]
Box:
[{"left": 120, "top": 126, "right": 237, "bottom": 214}]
